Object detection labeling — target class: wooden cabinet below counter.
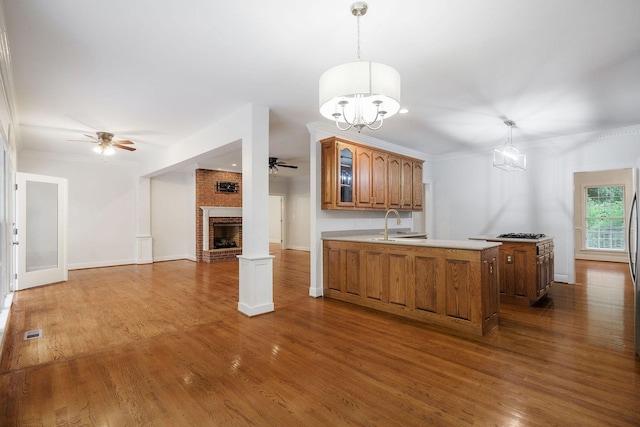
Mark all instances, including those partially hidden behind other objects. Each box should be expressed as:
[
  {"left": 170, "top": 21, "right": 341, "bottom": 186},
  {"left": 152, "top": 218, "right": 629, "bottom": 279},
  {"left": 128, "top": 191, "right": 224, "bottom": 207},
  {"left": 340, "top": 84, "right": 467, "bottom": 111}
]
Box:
[
  {"left": 321, "top": 137, "right": 424, "bottom": 211},
  {"left": 322, "top": 239, "right": 500, "bottom": 336},
  {"left": 472, "top": 236, "right": 554, "bottom": 306}
]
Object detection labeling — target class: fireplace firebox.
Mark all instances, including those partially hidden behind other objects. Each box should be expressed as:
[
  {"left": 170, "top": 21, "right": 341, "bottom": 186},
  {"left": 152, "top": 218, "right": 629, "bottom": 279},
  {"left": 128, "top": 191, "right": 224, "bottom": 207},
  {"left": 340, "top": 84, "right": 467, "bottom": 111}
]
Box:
[{"left": 213, "top": 223, "right": 241, "bottom": 249}]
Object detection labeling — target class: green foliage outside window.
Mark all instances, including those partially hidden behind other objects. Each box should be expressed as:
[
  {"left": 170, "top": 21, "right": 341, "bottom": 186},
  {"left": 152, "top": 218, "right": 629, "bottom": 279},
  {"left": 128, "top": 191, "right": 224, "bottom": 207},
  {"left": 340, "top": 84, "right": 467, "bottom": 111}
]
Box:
[{"left": 585, "top": 186, "right": 625, "bottom": 250}]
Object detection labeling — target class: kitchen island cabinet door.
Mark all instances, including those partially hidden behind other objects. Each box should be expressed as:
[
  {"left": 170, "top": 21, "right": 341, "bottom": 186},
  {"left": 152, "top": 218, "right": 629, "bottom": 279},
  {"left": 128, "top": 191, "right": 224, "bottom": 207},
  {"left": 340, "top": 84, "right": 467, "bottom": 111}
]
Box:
[
  {"left": 495, "top": 239, "right": 554, "bottom": 306},
  {"left": 323, "top": 243, "right": 360, "bottom": 296},
  {"left": 388, "top": 253, "right": 410, "bottom": 306},
  {"left": 323, "top": 244, "right": 343, "bottom": 292},
  {"left": 414, "top": 256, "right": 437, "bottom": 313},
  {"left": 482, "top": 254, "right": 499, "bottom": 332},
  {"left": 363, "top": 250, "right": 386, "bottom": 301}
]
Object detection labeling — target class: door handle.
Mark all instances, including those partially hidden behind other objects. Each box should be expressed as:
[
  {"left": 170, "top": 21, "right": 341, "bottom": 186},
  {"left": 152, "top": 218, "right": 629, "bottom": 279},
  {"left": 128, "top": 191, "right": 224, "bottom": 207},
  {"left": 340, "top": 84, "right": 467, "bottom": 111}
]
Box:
[{"left": 12, "top": 242, "right": 19, "bottom": 245}]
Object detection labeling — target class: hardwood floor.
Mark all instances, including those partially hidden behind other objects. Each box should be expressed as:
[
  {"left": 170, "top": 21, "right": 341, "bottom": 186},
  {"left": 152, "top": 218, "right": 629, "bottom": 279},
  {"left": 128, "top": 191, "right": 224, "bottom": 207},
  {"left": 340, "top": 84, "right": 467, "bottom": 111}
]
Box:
[{"left": 1, "top": 249, "right": 639, "bottom": 426}]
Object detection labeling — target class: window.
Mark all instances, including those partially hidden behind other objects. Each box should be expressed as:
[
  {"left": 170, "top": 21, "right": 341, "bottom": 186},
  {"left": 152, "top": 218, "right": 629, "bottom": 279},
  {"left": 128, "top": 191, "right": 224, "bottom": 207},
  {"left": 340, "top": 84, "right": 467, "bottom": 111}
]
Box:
[{"left": 585, "top": 186, "right": 625, "bottom": 250}]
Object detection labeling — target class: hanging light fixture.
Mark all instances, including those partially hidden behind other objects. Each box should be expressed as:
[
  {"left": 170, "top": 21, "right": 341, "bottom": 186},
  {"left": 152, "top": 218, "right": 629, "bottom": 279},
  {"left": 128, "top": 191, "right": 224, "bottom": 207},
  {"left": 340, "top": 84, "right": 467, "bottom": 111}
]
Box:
[
  {"left": 319, "top": 2, "right": 401, "bottom": 133},
  {"left": 493, "top": 120, "right": 526, "bottom": 171}
]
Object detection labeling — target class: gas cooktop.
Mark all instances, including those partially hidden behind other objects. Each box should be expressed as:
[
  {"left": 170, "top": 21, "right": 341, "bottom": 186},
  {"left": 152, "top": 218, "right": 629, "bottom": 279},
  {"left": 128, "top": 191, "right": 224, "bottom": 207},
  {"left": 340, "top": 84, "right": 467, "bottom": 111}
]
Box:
[{"left": 497, "top": 233, "right": 546, "bottom": 239}]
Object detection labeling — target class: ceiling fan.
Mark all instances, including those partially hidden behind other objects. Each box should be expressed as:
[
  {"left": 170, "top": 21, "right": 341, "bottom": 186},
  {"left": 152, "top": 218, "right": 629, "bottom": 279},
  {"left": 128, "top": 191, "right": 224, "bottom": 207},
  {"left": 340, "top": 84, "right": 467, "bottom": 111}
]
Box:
[
  {"left": 71, "top": 131, "right": 136, "bottom": 157},
  {"left": 269, "top": 157, "right": 298, "bottom": 174}
]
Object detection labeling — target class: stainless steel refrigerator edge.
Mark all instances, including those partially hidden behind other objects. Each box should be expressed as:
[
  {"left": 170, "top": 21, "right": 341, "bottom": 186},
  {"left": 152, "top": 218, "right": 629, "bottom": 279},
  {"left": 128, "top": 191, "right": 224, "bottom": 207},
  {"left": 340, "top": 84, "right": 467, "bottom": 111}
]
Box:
[{"left": 628, "top": 157, "right": 640, "bottom": 357}]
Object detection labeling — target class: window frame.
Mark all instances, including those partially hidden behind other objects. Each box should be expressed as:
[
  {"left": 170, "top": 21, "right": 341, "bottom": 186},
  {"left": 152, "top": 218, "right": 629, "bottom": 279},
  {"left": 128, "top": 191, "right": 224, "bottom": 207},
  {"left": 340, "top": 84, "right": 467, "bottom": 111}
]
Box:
[{"left": 583, "top": 185, "right": 626, "bottom": 252}]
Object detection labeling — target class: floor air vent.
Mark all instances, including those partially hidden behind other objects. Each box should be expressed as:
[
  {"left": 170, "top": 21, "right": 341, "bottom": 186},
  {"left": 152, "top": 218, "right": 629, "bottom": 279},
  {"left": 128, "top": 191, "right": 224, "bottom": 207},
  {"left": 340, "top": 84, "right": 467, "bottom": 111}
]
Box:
[{"left": 23, "top": 329, "right": 43, "bottom": 340}]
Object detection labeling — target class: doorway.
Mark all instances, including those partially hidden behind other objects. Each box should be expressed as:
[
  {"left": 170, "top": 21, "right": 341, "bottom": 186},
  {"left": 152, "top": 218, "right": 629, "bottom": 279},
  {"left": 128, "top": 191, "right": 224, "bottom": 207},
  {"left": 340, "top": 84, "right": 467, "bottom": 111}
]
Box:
[
  {"left": 269, "top": 195, "right": 284, "bottom": 250},
  {"left": 16, "top": 172, "right": 68, "bottom": 290}
]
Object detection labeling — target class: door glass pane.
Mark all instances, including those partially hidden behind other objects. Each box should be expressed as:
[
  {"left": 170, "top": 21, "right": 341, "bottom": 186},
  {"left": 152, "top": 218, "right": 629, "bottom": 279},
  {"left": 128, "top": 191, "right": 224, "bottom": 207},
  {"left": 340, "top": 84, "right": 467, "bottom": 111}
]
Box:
[
  {"left": 339, "top": 147, "right": 353, "bottom": 203},
  {"left": 26, "top": 181, "right": 58, "bottom": 272}
]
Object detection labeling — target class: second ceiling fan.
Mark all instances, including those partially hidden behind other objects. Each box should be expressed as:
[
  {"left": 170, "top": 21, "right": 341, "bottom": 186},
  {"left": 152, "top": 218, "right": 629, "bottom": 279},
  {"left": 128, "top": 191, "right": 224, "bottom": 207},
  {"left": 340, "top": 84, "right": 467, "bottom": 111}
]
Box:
[{"left": 269, "top": 157, "right": 298, "bottom": 174}]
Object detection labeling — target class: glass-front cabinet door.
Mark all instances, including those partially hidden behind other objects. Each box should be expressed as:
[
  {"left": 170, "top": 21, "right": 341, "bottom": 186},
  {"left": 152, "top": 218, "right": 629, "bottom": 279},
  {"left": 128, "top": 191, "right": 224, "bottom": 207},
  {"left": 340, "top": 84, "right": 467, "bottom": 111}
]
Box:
[{"left": 338, "top": 144, "right": 355, "bottom": 207}]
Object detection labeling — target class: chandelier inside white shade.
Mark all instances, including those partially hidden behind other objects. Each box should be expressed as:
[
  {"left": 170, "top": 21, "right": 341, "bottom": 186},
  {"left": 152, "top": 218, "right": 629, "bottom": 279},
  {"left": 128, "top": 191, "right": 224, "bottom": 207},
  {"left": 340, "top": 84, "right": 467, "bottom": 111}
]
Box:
[
  {"left": 319, "top": 2, "right": 401, "bottom": 132},
  {"left": 319, "top": 61, "right": 401, "bottom": 131}
]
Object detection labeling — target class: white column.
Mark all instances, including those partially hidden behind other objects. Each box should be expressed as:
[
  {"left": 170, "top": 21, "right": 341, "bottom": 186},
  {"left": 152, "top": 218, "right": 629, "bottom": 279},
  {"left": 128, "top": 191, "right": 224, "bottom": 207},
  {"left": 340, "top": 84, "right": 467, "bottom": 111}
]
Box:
[
  {"left": 307, "top": 124, "right": 323, "bottom": 297},
  {"left": 238, "top": 105, "right": 274, "bottom": 316},
  {"left": 136, "top": 177, "right": 153, "bottom": 264}
]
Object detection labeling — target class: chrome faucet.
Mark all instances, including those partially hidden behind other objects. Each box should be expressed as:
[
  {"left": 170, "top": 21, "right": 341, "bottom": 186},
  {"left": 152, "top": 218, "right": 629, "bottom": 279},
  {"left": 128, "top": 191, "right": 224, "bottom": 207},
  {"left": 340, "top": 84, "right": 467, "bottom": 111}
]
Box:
[{"left": 384, "top": 209, "right": 401, "bottom": 241}]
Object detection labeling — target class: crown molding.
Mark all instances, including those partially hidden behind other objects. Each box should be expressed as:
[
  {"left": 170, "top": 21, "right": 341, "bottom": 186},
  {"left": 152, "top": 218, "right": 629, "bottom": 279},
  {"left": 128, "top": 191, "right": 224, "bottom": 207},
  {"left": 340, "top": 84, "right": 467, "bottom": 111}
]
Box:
[{"left": 433, "top": 124, "right": 640, "bottom": 163}]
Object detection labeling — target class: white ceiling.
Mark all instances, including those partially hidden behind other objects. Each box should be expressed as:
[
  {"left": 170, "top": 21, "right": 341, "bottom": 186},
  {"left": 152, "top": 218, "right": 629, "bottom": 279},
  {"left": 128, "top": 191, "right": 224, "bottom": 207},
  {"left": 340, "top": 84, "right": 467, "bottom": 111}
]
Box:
[{"left": 4, "top": 1, "right": 640, "bottom": 174}]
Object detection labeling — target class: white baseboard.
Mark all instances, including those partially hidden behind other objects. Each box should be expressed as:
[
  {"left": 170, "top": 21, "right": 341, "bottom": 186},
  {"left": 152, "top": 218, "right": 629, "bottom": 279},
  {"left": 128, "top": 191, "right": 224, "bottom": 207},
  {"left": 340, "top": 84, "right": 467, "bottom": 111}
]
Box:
[
  {"left": 284, "top": 245, "right": 310, "bottom": 252},
  {"left": 153, "top": 254, "right": 194, "bottom": 262},
  {"left": 0, "top": 292, "right": 15, "bottom": 358},
  {"left": 69, "top": 258, "right": 136, "bottom": 270}
]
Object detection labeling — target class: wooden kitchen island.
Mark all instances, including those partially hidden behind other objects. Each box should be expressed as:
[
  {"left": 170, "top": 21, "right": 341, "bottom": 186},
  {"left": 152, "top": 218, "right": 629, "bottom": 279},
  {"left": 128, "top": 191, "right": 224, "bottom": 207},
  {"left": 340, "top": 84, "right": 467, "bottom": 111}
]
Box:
[
  {"left": 470, "top": 235, "right": 554, "bottom": 306},
  {"left": 322, "top": 234, "right": 502, "bottom": 336}
]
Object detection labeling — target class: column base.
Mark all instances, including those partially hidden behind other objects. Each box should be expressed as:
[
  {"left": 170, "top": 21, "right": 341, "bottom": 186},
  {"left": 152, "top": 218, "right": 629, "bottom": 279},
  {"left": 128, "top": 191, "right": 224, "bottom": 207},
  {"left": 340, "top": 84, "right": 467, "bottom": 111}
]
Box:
[
  {"left": 237, "top": 254, "right": 275, "bottom": 317},
  {"left": 136, "top": 236, "right": 153, "bottom": 264}
]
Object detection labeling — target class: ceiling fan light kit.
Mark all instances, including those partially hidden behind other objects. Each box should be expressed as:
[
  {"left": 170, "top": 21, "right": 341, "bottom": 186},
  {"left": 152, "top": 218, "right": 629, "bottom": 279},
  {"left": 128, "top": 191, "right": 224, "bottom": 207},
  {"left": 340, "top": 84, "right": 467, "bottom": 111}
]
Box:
[
  {"left": 93, "top": 144, "right": 115, "bottom": 157},
  {"left": 73, "top": 131, "right": 137, "bottom": 160},
  {"left": 493, "top": 120, "right": 526, "bottom": 172},
  {"left": 319, "top": 2, "right": 401, "bottom": 133}
]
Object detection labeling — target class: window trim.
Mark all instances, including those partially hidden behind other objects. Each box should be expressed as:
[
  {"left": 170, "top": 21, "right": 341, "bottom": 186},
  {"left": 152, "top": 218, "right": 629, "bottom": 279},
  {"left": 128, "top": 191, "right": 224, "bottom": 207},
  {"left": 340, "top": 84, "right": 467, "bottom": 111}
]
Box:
[{"left": 573, "top": 168, "right": 632, "bottom": 263}]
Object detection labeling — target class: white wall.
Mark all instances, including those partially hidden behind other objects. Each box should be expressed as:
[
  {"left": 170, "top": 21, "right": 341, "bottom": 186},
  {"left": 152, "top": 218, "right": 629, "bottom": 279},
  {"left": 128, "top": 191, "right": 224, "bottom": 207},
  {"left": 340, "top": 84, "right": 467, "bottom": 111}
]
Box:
[
  {"left": 269, "top": 175, "right": 311, "bottom": 251},
  {"left": 151, "top": 169, "right": 195, "bottom": 261},
  {"left": 268, "top": 195, "right": 282, "bottom": 244},
  {"left": 287, "top": 176, "right": 310, "bottom": 251},
  {"left": 432, "top": 128, "right": 640, "bottom": 283},
  {"left": 18, "top": 152, "right": 138, "bottom": 269}
]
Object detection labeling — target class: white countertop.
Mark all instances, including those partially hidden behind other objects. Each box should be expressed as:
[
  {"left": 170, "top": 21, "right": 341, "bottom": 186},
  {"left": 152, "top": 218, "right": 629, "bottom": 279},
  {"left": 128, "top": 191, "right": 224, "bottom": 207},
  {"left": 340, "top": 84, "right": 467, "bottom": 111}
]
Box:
[
  {"left": 469, "top": 235, "right": 554, "bottom": 244},
  {"left": 322, "top": 234, "right": 501, "bottom": 251}
]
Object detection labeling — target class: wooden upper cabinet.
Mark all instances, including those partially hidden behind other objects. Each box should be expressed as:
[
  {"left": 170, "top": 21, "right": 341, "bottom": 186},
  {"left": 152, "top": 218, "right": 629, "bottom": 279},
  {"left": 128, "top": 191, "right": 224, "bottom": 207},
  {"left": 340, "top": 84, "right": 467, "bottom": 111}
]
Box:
[
  {"left": 387, "top": 155, "right": 402, "bottom": 209},
  {"left": 355, "top": 148, "right": 373, "bottom": 208},
  {"left": 412, "top": 161, "right": 423, "bottom": 211},
  {"left": 371, "top": 151, "right": 388, "bottom": 209},
  {"left": 320, "top": 137, "right": 423, "bottom": 211},
  {"left": 337, "top": 143, "right": 356, "bottom": 208},
  {"left": 401, "top": 158, "right": 413, "bottom": 210},
  {"left": 320, "top": 141, "right": 336, "bottom": 210}
]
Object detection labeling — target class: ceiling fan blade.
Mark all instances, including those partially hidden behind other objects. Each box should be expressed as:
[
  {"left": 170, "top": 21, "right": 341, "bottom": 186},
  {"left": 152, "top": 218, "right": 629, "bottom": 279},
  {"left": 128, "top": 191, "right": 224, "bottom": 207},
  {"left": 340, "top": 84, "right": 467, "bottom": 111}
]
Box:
[
  {"left": 84, "top": 134, "right": 99, "bottom": 141},
  {"left": 114, "top": 139, "right": 134, "bottom": 145},
  {"left": 68, "top": 139, "right": 97, "bottom": 143},
  {"left": 114, "top": 144, "right": 136, "bottom": 151},
  {"left": 279, "top": 164, "right": 298, "bottom": 169}
]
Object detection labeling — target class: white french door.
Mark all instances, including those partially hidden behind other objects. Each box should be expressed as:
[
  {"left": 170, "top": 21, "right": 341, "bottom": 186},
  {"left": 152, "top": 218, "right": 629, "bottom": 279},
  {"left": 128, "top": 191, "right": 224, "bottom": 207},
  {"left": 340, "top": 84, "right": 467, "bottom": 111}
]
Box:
[{"left": 16, "top": 172, "right": 68, "bottom": 290}]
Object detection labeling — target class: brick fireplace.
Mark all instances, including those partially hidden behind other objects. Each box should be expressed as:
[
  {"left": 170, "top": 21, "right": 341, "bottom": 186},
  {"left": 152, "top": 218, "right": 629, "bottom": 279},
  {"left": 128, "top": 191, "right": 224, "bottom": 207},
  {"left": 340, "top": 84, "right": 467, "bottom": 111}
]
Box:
[
  {"left": 196, "top": 169, "right": 242, "bottom": 263},
  {"left": 200, "top": 207, "right": 243, "bottom": 263}
]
